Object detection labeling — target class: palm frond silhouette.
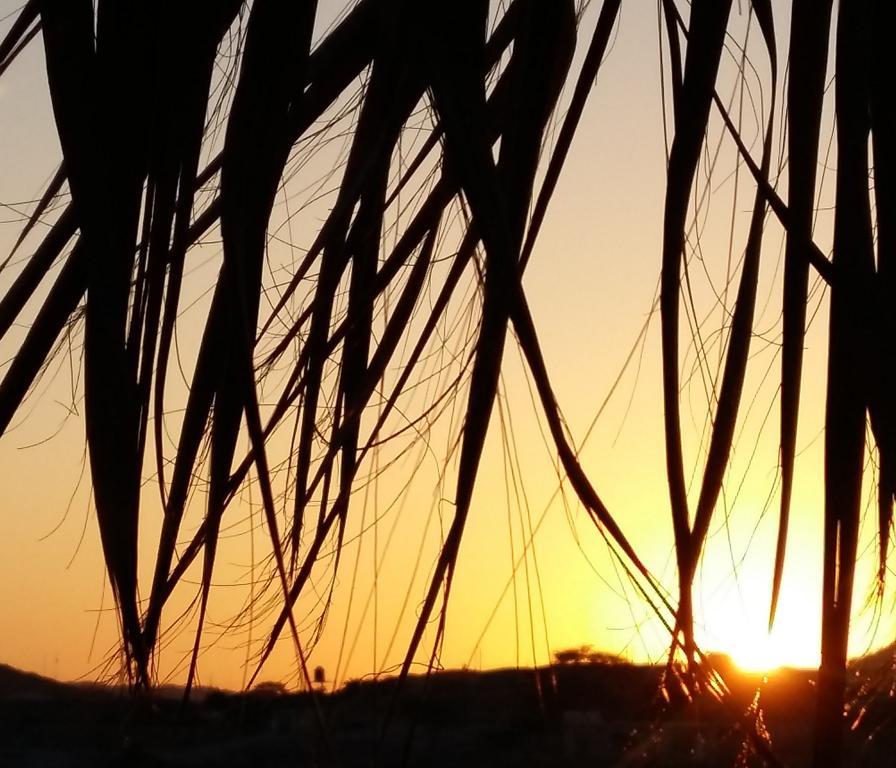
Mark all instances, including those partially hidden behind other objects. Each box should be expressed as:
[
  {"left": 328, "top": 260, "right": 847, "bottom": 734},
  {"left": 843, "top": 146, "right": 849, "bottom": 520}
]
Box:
[{"left": 1, "top": 2, "right": 892, "bottom": 766}]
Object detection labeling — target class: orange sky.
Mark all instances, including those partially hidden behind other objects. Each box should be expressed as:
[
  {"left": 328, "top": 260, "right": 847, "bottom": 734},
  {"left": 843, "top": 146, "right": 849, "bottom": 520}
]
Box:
[{"left": 0, "top": 1, "right": 893, "bottom": 691}]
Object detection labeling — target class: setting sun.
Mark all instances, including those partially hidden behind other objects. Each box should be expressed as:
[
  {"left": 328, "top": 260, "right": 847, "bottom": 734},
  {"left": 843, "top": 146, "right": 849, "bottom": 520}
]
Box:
[
  {"left": 694, "top": 545, "right": 826, "bottom": 673},
  {"left": 726, "top": 628, "right": 818, "bottom": 673}
]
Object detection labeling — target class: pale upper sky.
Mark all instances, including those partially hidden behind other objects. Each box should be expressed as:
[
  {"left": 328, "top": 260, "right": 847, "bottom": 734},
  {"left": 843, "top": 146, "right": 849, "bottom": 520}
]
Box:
[{"left": 0, "top": 1, "right": 891, "bottom": 690}]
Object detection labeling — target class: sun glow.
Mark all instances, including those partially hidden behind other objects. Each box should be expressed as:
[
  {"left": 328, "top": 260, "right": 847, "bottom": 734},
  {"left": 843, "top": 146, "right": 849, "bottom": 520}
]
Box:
[
  {"left": 726, "top": 627, "right": 817, "bottom": 673},
  {"left": 697, "top": 556, "right": 823, "bottom": 673}
]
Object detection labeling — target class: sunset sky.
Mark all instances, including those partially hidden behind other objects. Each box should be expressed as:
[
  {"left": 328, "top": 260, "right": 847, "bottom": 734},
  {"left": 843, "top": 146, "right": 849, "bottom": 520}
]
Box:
[{"left": 0, "top": 1, "right": 893, "bottom": 692}]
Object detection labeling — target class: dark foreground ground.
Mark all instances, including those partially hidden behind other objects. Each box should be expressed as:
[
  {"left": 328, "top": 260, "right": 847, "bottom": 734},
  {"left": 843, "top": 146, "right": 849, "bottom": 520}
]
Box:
[{"left": 1, "top": 651, "right": 894, "bottom": 767}]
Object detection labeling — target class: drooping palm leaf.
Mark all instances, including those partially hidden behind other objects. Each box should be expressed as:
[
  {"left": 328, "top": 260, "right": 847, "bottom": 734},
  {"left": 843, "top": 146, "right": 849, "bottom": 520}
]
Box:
[
  {"left": 0, "top": 0, "right": 39, "bottom": 77},
  {"left": 868, "top": 0, "right": 896, "bottom": 592},
  {"left": 814, "top": 4, "right": 875, "bottom": 766},
  {"left": 771, "top": 0, "right": 835, "bottom": 630},
  {"left": 288, "top": 2, "right": 426, "bottom": 571},
  {"left": 399, "top": 0, "right": 577, "bottom": 683},
  {"left": 179, "top": 0, "right": 319, "bottom": 696},
  {"left": 689, "top": 0, "right": 778, "bottom": 614},
  {"left": 659, "top": 0, "right": 733, "bottom": 668},
  {"left": 0, "top": 202, "right": 75, "bottom": 343},
  {"left": 0, "top": 241, "right": 85, "bottom": 433},
  {"left": 519, "top": 0, "right": 621, "bottom": 271},
  {"left": 40, "top": 0, "right": 154, "bottom": 683}
]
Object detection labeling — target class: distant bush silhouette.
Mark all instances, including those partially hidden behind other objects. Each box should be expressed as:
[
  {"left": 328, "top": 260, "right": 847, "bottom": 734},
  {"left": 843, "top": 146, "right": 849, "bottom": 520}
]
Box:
[
  {"left": 251, "top": 680, "right": 289, "bottom": 697},
  {"left": 553, "top": 646, "right": 624, "bottom": 666}
]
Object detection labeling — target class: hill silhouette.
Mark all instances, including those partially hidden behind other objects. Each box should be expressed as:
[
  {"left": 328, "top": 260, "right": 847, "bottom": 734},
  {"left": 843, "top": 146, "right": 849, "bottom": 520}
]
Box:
[
  {"left": 0, "top": 654, "right": 894, "bottom": 766},
  {"left": 0, "top": 663, "right": 69, "bottom": 699}
]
